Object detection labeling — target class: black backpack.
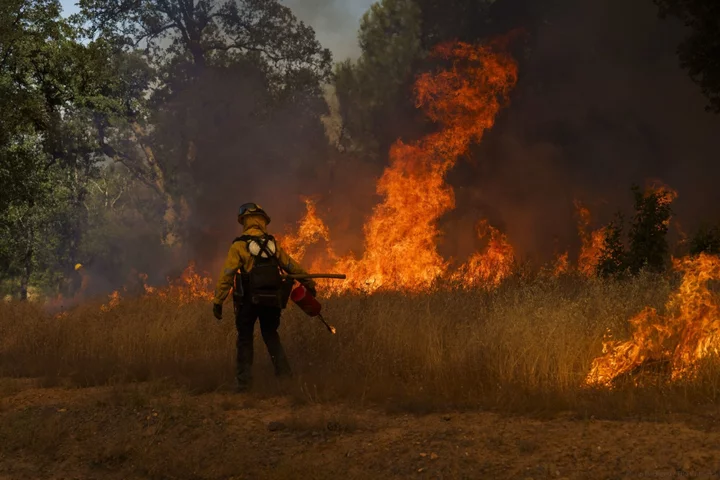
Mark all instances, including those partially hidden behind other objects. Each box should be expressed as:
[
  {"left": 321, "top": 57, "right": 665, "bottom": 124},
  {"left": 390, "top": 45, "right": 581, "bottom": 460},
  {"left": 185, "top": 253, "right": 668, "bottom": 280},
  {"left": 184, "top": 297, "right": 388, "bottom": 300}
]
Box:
[{"left": 233, "top": 234, "right": 292, "bottom": 308}]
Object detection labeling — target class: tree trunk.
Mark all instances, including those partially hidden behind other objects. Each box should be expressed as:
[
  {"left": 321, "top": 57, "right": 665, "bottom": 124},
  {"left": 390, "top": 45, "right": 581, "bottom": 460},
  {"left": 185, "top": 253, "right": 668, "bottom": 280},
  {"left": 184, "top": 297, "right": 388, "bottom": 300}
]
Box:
[
  {"left": 128, "top": 122, "right": 187, "bottom": 248},
  {"left": 19, "top": 225, "right": 34, "bottom": 301},
  {"left": 162, "top": 193, "right": 181, "bottom": 247}
]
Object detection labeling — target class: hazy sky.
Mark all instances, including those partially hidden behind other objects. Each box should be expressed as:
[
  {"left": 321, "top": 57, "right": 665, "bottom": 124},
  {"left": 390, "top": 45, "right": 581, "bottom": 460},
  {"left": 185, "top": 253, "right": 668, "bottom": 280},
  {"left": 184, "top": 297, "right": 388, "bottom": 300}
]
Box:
[{"left": 58, "top": 0, "right": 373, "bottom": 60}]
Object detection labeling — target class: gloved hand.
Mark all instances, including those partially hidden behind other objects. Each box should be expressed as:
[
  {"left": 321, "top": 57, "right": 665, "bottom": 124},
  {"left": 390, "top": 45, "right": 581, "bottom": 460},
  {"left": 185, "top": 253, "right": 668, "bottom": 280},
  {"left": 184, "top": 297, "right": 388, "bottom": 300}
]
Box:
[{"left": 212, "top": 303, "right": 223, "bottom": 321}]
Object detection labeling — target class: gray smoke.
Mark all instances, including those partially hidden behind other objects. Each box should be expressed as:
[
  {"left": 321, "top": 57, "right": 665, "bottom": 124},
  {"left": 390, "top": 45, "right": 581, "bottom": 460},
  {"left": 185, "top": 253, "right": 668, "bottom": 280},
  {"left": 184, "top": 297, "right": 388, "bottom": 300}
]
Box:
[
  {"left": 442, "top": 0, "right": 720, "bottom": 263},
  {"left": 282, "top": 0, "right": 375, "bottom": 60},
  {"left": 139, "top": 0, "right": 720, "bottom": 282}
]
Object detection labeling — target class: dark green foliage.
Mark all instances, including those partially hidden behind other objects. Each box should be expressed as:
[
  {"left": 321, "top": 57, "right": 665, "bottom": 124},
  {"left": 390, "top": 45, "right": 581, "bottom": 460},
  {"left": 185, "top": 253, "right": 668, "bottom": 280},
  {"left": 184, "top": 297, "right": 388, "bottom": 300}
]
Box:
[
  {"left": 690, "top": 225, "right": 720, "bottom": 256},
  {"left": 596, "top": 185, "right": 675, "bottom": 278},
  {"left": 333, "top": 0, "right": 547, "bottom": 160},
  {"left": 597, "top": 213, "right": 627, "bottom": 278},
  {"left": 78, "top": 0, "right": 333, "bottom": 247},
  {"left": 334, "top": 0, "right": 423, "bottom": 158},
  {"left": 77, "top": 0, "right": 332, "bottom": 98},
  {"left": 416, "top": 0, "right": 495, "bottom": 47},
  {"left": 627, "top": 185, "right": 673, "bottom": 274},
  {"left": 1, "top": 0, "right": 335, "bottom": 299},
  {"left": 0, "top": 0, "right": 99, "bottom": 298},
  {"left": 654, "top": 0, "right": 720, "bottom": 113}
]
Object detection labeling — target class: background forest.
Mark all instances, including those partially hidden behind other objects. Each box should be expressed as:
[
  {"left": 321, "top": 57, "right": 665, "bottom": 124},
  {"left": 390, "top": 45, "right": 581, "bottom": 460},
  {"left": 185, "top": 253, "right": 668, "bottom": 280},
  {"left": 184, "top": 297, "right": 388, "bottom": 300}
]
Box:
[{"left": 1, "top": 0, "right": 719, "bottom": 300}]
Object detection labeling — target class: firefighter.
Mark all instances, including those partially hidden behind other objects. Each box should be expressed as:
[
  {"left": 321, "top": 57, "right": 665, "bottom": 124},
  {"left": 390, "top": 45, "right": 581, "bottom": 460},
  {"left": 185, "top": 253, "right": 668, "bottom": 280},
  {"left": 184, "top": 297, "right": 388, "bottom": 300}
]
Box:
[{"left": 212, "top": 203, "right": 317, "bottom": 391}]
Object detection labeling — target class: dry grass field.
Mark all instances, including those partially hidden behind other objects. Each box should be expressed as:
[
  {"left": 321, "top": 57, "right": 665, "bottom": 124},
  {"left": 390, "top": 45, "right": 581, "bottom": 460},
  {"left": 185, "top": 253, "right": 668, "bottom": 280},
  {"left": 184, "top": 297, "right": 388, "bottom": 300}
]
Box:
[{"left": 2, "top": 273, "right": 720, "bottom": 479}]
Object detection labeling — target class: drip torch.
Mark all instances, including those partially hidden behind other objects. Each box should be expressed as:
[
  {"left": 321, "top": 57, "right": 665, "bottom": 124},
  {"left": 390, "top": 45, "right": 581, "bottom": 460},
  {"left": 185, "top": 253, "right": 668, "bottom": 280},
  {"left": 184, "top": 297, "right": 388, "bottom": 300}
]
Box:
[{"left": 283, "top": 274, "right": 345, "bottom": 334}]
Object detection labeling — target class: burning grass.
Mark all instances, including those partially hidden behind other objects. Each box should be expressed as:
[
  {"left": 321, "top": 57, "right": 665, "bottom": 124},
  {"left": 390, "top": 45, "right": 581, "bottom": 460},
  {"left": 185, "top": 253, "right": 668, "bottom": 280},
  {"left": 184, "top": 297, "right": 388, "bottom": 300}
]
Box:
[{"left": 4, "top": 271, "right": 720, "bottom": 417}]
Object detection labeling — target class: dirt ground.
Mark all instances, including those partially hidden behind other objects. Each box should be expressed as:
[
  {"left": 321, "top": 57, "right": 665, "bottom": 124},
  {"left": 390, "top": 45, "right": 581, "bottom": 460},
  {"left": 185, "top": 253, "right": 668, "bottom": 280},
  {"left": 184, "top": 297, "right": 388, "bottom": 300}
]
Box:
[{"left": 1, "top": 379, "right": 720, "bottom": 480}]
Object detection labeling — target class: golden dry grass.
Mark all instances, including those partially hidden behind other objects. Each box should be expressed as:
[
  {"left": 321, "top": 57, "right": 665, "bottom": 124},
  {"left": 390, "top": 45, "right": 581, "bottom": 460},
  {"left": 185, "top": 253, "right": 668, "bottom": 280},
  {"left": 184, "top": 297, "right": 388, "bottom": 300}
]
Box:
[{"left": 2, "top": 272, "right": 719, "bottom": 417}]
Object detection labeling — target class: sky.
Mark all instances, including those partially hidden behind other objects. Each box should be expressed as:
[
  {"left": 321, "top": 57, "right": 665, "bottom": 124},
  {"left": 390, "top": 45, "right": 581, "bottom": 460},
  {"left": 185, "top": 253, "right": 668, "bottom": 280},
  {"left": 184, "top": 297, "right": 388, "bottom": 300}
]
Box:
[
  {"left": 58, "top": 0, "right": 374, "bottom": 60},
  {"left": 59, "top": 0, "right": 79, "bottom": 15}
]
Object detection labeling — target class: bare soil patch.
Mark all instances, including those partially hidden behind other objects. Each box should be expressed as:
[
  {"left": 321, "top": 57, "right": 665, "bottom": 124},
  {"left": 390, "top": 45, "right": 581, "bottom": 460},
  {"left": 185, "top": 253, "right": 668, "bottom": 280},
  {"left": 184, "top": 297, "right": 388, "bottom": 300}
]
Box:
[{"left": 1, "top": 379, "right": 719, "bottom": 480}]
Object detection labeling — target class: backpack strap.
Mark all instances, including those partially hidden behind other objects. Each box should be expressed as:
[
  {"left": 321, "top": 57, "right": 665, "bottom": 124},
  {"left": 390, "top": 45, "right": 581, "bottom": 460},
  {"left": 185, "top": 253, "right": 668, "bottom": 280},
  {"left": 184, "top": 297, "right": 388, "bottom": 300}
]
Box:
[
  {"left": 257, "top": 235, "right": 277, "bottom": 259},
  {"left": 233, "top": 235, "right": 256, "bottom": 244},
  {"left": 232, "top": 235, "right": 257, "bottom": 275},
  {"left": 232, "top": 234, "right": 277, "bottom": 259}
]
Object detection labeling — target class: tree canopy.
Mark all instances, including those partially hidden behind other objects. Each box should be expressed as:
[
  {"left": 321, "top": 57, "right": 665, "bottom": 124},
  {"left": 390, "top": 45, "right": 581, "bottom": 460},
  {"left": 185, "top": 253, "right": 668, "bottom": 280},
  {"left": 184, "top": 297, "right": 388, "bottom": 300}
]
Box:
[
  {"left": 654, "top": 0, "right": 720, "bottom": 113},
  {"left": 332, "top": 0, "right": 547, "bottom": 159},
  {"left": 2, "top": 0, "right": 717, "bottom": 301},
  {"left": 0, "top": 0, "right": 105, "bottom": 298},
  {"left": 334, "top": 0, "right": 422, "bottom": 157},
  {"left": 1, "top": 0, "right": 333, "bottom": 299}
]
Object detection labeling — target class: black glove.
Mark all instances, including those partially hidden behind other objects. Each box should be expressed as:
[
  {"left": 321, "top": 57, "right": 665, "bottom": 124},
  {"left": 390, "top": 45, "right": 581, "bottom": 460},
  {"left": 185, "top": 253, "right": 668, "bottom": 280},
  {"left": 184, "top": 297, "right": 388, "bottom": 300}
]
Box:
[{"left": 212, "top": 303, "right": 223, "bottom": 320}]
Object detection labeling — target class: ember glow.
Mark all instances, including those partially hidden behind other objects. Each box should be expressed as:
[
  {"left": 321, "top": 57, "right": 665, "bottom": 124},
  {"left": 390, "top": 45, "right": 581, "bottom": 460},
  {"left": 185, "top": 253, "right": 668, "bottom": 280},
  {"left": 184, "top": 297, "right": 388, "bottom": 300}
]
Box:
[
  {"left": 552, "top": 252, "right": 570, "bottom": 276},
  {"left": 648, "top": 181, "right": 679, "bottom": 230},
  {"left": 586, "top": 254, "right": 720, "bottom": 387},
  {"left": 100, "top": 290, "right": 122, "bottom": 312},
  {"left": 286, "top": 40, "right": 519, "bottom": 293},
  {"left": 141, "top": 262, "right": 214, "bottom": 304},
  {"left": 95, "top": 263, "right": 213, "bottom": 312},
  {"left": 649, "top": 181, "right": 679, "bottom": 208},
  {"left": 452, "top": 220, "right": 515, "bottom": 288},
  {"left": 575, "top": 201, "right": 607, "bottom": 277}
]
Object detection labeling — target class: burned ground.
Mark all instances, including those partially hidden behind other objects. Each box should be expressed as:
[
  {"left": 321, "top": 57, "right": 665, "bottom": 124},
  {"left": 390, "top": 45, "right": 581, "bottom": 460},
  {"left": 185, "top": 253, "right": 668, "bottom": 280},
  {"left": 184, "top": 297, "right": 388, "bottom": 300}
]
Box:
[{"left": 1, "top": 379, "right": 720, "bottom": 479}]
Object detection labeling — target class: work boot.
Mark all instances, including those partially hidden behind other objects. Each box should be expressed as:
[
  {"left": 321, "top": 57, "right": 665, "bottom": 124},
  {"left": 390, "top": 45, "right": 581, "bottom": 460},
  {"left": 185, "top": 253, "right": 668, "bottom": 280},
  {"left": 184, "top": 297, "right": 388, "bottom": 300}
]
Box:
[
  {"left": 273, "top": 354, "right": 292, "bottom": 378},
  {"left": 268, "top": 343, "right": 292, "bottom": 378},
  {"left": 236, "top": 369, "right": 252, "bottom": 393},
  {"left": 260, "top": 323, "right": 292, "bottom": 377}
]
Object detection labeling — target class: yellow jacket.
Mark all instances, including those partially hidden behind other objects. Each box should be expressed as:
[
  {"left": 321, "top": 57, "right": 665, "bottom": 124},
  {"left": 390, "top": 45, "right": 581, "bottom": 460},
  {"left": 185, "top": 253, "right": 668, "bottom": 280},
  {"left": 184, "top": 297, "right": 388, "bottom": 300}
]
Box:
[{"left": 213, "top": 216, "right": 313, "bottom": 305}]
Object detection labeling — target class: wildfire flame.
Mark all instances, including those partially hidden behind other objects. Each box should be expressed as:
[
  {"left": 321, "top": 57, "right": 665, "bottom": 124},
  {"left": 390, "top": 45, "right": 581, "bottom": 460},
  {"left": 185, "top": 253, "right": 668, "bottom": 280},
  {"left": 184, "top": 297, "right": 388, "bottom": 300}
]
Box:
[
  {"left": 575, "top": 201, "right": 607, "bottom": 277},
  {"left": 140, "top": 262, "right": 213, "bottom": 304},
  {"left": 282, "top": 198, "right": 333, "bottom": 262},
  {"left": 647, "top": 180, "right": 678, "bottom": 208},
  {"left": 71, "top": 40, "right": 519, "bottom": 305},
  {"left": 287, "top": 40, "right": 519, "bottom": 293},
  {"left": 552, "top": 251, "right": 570, "bottom": 276},
  {"left": 94, "top": 263, "right": 213, "bottom": 313},
  {"left": 586, "top": 253, "right": 720, "bottom": 387},
  {"left": 281, "top": 198, "right": 338, "bottom": 275},
  {"left": 100, "top": 290, "right": 122, "bottom": 312},
  {"left": 452, "top": 220, "right": 515, "bottom": 288},
  {"left": 646, "top": 181, "right": 679, "bottom": 231}
]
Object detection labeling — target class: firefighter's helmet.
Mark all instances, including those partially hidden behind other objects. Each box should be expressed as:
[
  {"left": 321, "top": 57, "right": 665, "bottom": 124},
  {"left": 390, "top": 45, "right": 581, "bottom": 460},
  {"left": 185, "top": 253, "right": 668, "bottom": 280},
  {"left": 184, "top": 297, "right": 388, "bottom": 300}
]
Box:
[{"left": 238, "top": 203, "right": 271, "bottom": 224}]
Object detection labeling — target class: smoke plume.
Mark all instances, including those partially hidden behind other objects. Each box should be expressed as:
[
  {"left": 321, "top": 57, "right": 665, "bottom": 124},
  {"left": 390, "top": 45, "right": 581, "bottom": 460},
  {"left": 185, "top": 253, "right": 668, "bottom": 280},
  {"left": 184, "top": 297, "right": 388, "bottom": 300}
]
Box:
[
  {"left": 443, "top": 0, "right": 720, "bottom": 262},
  {"left": 130, "top": 0, "right": 720, "bottom": 284},
  {"left": 282, "top": 0, "right": 375, "bottom": 60}
]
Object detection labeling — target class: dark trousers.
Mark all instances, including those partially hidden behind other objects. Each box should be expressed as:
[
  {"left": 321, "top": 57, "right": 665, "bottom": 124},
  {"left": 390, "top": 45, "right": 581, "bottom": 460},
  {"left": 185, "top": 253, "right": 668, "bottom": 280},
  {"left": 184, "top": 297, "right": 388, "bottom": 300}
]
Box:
[{"left": 234, "top": 302, "right": 291, "bottom": 386}]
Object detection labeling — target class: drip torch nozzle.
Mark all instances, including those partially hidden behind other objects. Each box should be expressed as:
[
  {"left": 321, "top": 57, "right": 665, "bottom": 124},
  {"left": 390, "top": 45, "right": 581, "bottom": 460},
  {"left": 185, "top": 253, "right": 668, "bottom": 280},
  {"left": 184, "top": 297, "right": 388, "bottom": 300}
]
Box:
[
  {"left": 318, "top": 314, "right": 336, "bottom": 335},
  {"left": 289, "top": 276, "right": 344, "bottom": 335}
]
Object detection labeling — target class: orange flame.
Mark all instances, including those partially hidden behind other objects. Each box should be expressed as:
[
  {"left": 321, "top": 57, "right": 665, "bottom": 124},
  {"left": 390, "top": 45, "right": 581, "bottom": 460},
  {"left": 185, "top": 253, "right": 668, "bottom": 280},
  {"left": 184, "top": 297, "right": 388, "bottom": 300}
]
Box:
[
  {"left": 453, "top": 220, "right": 515, "bottom": 288},
  {"left": 94, "top": 263, "right": 213, "bottom": 312},
  {"left": 282, "top": 198, "right": 332, "bottom": 262},
  {"left": 586, "top": 253, "right": 720, "bottom": 387},
  {"left": 575, "top": 201, "right": 607, "bottom": 277},
  {"left": 140, "top": 262, "right": 213, "bottom": 304},
  {"left": 288, "top": 40, "right": 518, "bottom": 293},
  {"left": 645, "top": 181, "right": 679, "bottom": 231},
  {"left": 280, "top": 198, "right": 338, "bottom": 275},
  {"left": 100, "top": 290, "right": 122, "bottom": 312},
  {"left": 646, "top": 180, "right": 678, "bottom": 208},
  {"left": 552, "top": 252, "right": 570, "bottom": 276}
]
